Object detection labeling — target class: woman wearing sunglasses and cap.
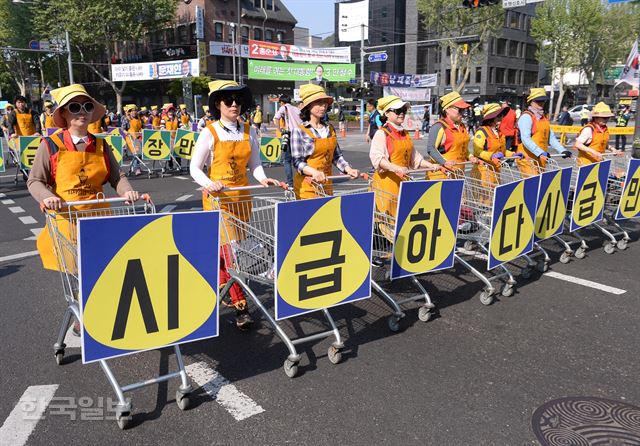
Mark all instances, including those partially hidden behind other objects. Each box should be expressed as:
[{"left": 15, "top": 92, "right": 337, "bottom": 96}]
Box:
[
  {"left": 370, "top": 95, "right": 443, "bottom": 216},
  {"left": 190, "top": 80, "right": 281, "bottom": 330},
  {"left": 27, "top": 84, "right": 141, "bottom": 337},
  {"left": 574, "top": 102, "right": 622, "bottom": 166},
  {"left": 425, "top": 91, "right": 477, "bottom": 179},
  {"left": 290, "top": 84, "right": 359, "bottom": 199}
]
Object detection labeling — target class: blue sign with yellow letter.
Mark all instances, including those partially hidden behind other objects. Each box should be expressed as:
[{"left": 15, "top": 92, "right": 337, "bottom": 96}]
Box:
[
  {"left": 534, "top": 167, "right": 572, "bottom": 242},
  {"left": 275, "top": 192, "right": 374, "bottom": 321},
  {"left": 616, "top": 159, "right": 640, "bottom": 220},
  {"left": 79, "top": 212, "right": 220, "bottom": 363},
  {"left": 488, "top": 176, "right": 539, "bottom": 270},
  {"left": 570, "top": 160, "right": 611, "bottom": 232},
  {"left": 391, "top": 179, "right": 464, "bottom": 279}
]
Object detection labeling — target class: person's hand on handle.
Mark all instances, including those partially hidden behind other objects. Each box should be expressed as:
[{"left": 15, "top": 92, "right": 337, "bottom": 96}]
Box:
[
  {"left": 444, "top": 159, "right": 456, "bottom": 170},
  {"left": 539, "top": 152, "right": 550, "bottom": 164},
  {"left": 205, "top": 180, "right": 225, "bottom": 193},
  {"left": 491, "top": 152, "right": 504, "bottom": 166},
  {"left": 311, "top": 169, "right": 326, "bottom": 183},
  {"left": 392, "top": 165, "right": 409, "bottom": 178},
  {"left": 561, "top": 150, "right": 572, "bottom": 159},
  {"left": 589, "top": 149, "right": 603, "bottom": 162},
  {"left": 512, "top": 152, "right": 525, "bottom": 159},
  {"left": 123, "top": 190, "right": 140, "bottom": 204},
  {"left": 259, "top": 178, "right": 283, "bottom": 188},
  {"left": 344, "top": 166, "right": 360, "bottom": 179},
  {"left": 469, "top": 155, "right": 480, "bottom": 164},
  {"left": 41, "top": 196, "right": 62, "bottom": 211}
]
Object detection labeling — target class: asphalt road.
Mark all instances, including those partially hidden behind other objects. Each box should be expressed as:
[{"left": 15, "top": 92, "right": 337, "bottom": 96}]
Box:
[{"left": 1, "top": 133, "right": 639, "bottom": 445}]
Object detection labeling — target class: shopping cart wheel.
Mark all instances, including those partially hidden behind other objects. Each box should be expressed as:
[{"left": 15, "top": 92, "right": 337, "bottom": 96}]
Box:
[
  {"left": 521, "top": 268, "right": 532, "bottom": 279},
  {"left": 327, "top": 346, "right": 342, "bottom": 365},
  {"left": 418, "top": 306, "right": 432, "bottom": 322},
  {"left": 283, "top": 359, "right": 299, "bottom": 378},
  {"left": 501, "top": 284, "right": 514, "bottom": 298},
  {"left": 387, "top": 315, "right": 401, "bottom": 332},
  {"left": 575, "top": 247, "right": 587, "bottom": 259},
  {"left": 54, "top": 349, "right": 65, "bottom": 365},
  {"left": 617, "top": 238, "right": 629, "bottom": 250},
  {"left": 603, "top": 242, "right": 616, "bottom": 254},
  {"left": 479, "top": 290, "right": 493, "bottom": 306},
  {"left": 537, "top": 261, "right": 549, "bottom": 273},
  {"left": 176, "top": 389, "right": 191, "bottom": 411},
  {"left": 559, "top": 251, "right": 572, "bottom": 264},
  {"left": 116, "top": 411, "right": 132, "bottom": 430}
]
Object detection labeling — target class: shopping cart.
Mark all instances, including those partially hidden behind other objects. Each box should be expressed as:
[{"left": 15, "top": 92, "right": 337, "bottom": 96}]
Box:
[
  {"left": 124, "top": 132, "right": 152, "bottom": 177},
  {"left": 206, "top": 183, "right": 345, "bottom": 378},
  {"left": 46, "top": 195, "right": 193, "bottom": 429},
  {"left": 4, "top": 134, "right": 30, "bottom": 183},
  {"left": 594, "top": 152, "right": 631, "bottom": 253}
]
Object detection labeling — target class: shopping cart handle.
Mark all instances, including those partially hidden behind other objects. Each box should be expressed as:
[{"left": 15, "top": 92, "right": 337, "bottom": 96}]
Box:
[
  {"left": 61, "top": 194, "right": 152, "bottom": 207},
  {"left": 210, "top": 182, "right": 289, "bottom": 192}
]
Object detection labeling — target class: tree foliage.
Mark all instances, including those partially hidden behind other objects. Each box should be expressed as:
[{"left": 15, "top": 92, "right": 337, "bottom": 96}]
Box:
[{"left": 417, "top": 0, "right": 504, "bottom": 92}]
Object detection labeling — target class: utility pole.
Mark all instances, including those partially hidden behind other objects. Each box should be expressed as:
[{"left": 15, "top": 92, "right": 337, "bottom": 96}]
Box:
[
  {"left": 65, "top": 30, "right": 73, "bottom": 84},
  {"left": 231, "top": 23, "right": 237, "bottom": 82},
  {"left": 360, "top": 23, "right": 365, "bottom": 133},
  {"left": 237, "top": 0, "right": 243, "bottom": 84}
]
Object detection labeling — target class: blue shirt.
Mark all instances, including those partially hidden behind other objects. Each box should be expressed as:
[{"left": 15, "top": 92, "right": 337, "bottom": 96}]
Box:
[{"left": 517, "top": 113, "right": 564, "bottom": 156}]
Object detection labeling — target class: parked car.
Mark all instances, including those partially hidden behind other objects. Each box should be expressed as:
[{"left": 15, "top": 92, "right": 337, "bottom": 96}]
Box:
[{"left": 568, "top": 104, "right": 593, "bottom": 123}]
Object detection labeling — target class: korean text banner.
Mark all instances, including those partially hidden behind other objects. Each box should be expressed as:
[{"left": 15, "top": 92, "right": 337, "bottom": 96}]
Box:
[
  {"left": 616, "top": 159, "right": 640, "bottom": 220},
  {"left": 371, "top": 71, "right": 438, "bottom": 88},
  {"left": 249, "top": 39, "right": 351, "bottom": 63},
  {"left": 79, "top": 212, "right": 220, "bottom": 363},
  {"left": 275, "top": 192, "right": 374, "bottom": 321},
  {"left": 111, "top": 59, "right": 200, "bottom": 82},
  {"left": 209, "top": 42, "right": 249, "bottom": 58},
  {"left": 534, "top": 167, "right": 572, "bottom": 242},
  {"left": 488, "top": 176, "right": 540, "bottom": 270},
  {"left": 248, "top": 60, "right": 356, "bottom": 82},
  {"left": 570, "top": 160, "right": 611, "bottom": 232},
  {"left": 383, "top": 86, "right": 431, "bottom": 102},
  {"left": 391, "top": 180, "right": 464, "bottom": 279}
]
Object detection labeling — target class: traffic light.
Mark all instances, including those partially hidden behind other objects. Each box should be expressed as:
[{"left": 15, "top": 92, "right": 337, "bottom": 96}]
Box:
[{"left": 462, "top": 0, "right": 499, "bottom": 7}]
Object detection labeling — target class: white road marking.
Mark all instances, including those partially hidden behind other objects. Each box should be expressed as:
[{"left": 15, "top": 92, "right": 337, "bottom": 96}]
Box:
[
  {"left": 19, "top": 216, "right": 38, "bottom": 225},
  {"left": 8, "top": 206, "right": 25, "bottom": 214},
  {"left": 175, "top": 194, "right": 193, "bottom": 202},
  {"left": 159, "top": 205, "right": 177, "bottom": 213},
  {"left": 1, "top": 199, "right": 16, "bottom": 205},
  {"left": 185, "top": 362, "right": 265, "bottom": 421},
  {"left": 23, "top": 228, "right": 43, "bottom": 241},
  {"left": 0, "top": 250, "right": 39, "bottom": 263},
  {"left": 544, "top": 271, "right": 626, "bottom": 295},
  {"left": 0, "top": 385, "right": 59, "bottom": 446},
  {"left": 0, "top": 192, "right": 5, "bottom": 196},
  {"left": 175, "top": 176, "right": 189, "bottom": 180}
]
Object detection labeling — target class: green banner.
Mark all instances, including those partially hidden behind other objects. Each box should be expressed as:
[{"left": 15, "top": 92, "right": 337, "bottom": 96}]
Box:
[
  {"left": 604, "top": 67, "right": 623, "bottom": 81},
  {"left": 248, "top": 60, "right": 356, "bottom": 82},
  {"left": 96, "top": 134, "right": 124, "bottom": 165}
]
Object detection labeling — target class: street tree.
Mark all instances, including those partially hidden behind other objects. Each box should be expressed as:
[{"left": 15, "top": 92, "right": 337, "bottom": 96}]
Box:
[
  {"left": 32, "top": 0, "right": 179, "bottom": 112},
  {"left": 417, "top": 0, "right": 504, "bottom": 93}
]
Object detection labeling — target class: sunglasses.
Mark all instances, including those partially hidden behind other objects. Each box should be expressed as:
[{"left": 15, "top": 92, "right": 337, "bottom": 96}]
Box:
[
  {"left": 67, "top": 102, "right": 94, "bottom": 115},
  {"left": 220, "top": 94, "right": 244, "bottom": 107},
  {"left": 389, "top": 106, "right": 408, "bottom": 115}
]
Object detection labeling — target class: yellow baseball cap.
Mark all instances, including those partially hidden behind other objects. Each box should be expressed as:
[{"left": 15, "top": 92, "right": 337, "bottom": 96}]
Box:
[
  {"left": 440, "top": 91, "right": 470, "bottom": 110},
  {"left": 481, "top": 103, "right": 509, "bottom": 122},
  {"left": 377, "top": 95, "right": 408, "bottom": 113},
  {"left": 299, "top": 84, "right": 333, "bottom": 110},
  {"left": 591, "top": 102, "right": 614, "bottom": 118},
  {"left": 526, "top": 87, "right": 548, "bottom": 103}
]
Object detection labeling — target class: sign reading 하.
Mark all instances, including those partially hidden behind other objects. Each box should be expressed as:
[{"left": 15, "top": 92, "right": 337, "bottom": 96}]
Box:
[
  {"left": 391, "top": 180, "right": 464, "bottom": 279},
  {"left": 79, "top": 212, "right": 220, "bottom": 363},
  {"left": 534, "top": 167, "right": 572, "bottom": 242},
  {"left": 19, "top": 136, "right": 40, "bottom": 170},
  {"left": 488, "top": 176, "right": 539, "bottom": 270},
  {"left": 259, "top": 137, "right": 282, "bottom": 164},
  {"left": 275, "top": 192, "right": 374, "bottom": 320},
  {"left": 142, "top": 129, "right": 172, "bottom": 160},
  {"left": 173, "top": 129, "right": 198, "bottom": 160},
  {"left": 570, "top": 160, "right": 611, "bottom": 232},
  {"left": 616, "top": 158, "right": 640, "bottom": 220}
]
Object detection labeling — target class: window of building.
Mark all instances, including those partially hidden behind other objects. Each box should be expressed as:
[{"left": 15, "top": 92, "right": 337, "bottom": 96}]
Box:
[
  {"left": 381, "top": 6, "right": 387, "bottom": 17},
  {"left": 266, "top": 0, "right": 273, "bottom": 9},
  {"left": 525, "top": 43, "right": 537, "bottom": 62},
  {"left": 475, "top": 67, "right": 482, "bottom": 84},
  {"left": 215, "top": 23, "right": 224, "bottom": 41},
  {"left": 524, "top": 70, "right": 538, "bottom": 86},
  {"left": 227, "top": 24, "right": 234, "bottom": 43},
  {"left": 241, "top": 26, "right": 249, "bottom": 44},
  {"left": 165, "top": 29, "right": 175, "bottom": 45},
  {"left": 265, "top": 29, "right": 273, "bottom": 42},
  {"left": 189, "top": 23, "right": 196, "bottom": 44},
  {"left": 524, "top": 16, "right": 531, "bottom": 31},
  {"left": 178, "top": 25, "right": 188, "bottom": 44},
  {"left": 276, "top": 30, "right": 284, "bottom": 43},
  {"left": 496, "top": 39, "right": 507, "bottom": 56},
  {"left": 445, "top": 69, "right": 451, "bottom": 86},
  {"left": 510, "top": 12, "right": 519, "bottom": 29},
  {"left": 254, "top": 0, "right": 262, "bottom": 8},
  {"left": 495, "top": 67, "right": 505, "bottom": 84},
  {"left": 508, "top": 41, "right": 519, "bottom": 58},
  {"left": 507, "top": 69, "right": 517, "bottom": 84},
  {"left": 254, "top": 28, "right": 262, "bottom": 40},
  {"left": 216, "top": 57, "right": 225, "bottom": 73}
]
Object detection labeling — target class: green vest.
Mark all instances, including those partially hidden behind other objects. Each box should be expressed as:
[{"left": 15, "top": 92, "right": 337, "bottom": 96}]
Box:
[{"left": 617, "top": 112, "right": 629, "bottom": 127}]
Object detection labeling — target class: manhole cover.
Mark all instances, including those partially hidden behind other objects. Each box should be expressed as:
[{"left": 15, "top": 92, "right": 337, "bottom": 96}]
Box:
[{"left": 532, "top": 397, "right": 640, "bottom": 445}]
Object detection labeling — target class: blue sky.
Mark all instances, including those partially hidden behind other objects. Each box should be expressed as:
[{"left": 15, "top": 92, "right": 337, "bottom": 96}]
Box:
[{"left": 282, "top": 0, "right": 335, "bottom": 37}]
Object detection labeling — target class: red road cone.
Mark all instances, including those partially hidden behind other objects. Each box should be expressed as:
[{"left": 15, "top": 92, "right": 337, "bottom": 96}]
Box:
[{"left": 414, "top": 129, "right": 420, "bottom": 139}]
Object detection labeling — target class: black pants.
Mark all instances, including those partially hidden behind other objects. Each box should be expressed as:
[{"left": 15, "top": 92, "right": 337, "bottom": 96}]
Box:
[{"left": 615, "top": 135, "right": 627, "bottom": 151}]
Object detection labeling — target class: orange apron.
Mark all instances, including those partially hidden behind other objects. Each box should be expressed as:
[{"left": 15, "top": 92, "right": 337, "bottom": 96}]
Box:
[
  {"left": 180, "top": 114, "right": 190, "bottom": 126},
  {"left": 151, "top": 116, "right": 161, "bottom": 129},
  {"left": 372, "top": 125, "right": 413, "bottom": 217},
  {"left": 202, "top": 122, "right": 252, "bottom": 243},
  {"left": 36, "top": 131, "right": 110, "bottom": 271},
  {"left": 428, "top": 118, "right": 470, "bottom": 180},
  {"left": 577, "top": 123, "right": 609, "bottom": 166},
  {"left": 42, "top": 113, "right": 56, "bottom": 130},
  {"left": 87, "top": 120, "right": 103, "bottom": 134},
  {"left": 516, "top": 110, "right": 549, "bottom": 175},
  {"left": 473, "top": 126, "right": 507, "bottom": 204},
  {"left": 165, "top": 119, "right": 179, "bottom": 141},
  {"left": 14, "top": 111, "right": 36, "bottom": 136},
  {"left": 126, "top": 118, "right": 142, "bottom": 155},
  {"left": 293, "top": 125, "right": 337, "bottom": 199}
]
